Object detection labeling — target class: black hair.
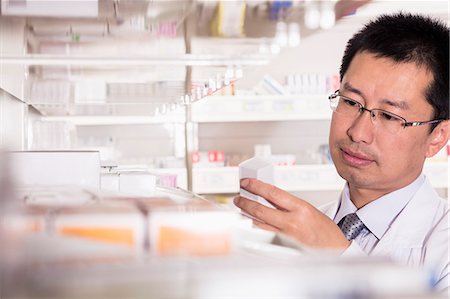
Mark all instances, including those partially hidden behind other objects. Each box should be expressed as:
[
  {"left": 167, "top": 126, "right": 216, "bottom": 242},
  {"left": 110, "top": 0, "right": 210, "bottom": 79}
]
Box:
[{"left": 340, "top": 12, "right": 449, "bottom": 130}]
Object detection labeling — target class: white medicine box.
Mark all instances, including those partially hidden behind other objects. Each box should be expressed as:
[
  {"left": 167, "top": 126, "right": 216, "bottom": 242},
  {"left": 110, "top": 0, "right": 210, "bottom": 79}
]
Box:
[
  {"left": 119, "top": 171, "right": 156, "bottom": 197},
  {"left": 238, "top": 157, "right": 274, "bottom": 208}
]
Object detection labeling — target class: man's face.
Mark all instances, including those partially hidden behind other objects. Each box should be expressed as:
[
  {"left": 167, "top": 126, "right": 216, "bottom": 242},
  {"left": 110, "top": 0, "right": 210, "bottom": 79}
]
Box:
[{"left": 329, "top": 51, "right": 436, "bottom": 196}]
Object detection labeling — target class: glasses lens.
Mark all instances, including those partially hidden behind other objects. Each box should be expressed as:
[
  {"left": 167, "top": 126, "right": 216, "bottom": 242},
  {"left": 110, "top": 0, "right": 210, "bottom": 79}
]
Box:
[
  {"left": 372, "top": 110, "right": 404, "bottom": 134},
  {"left": 329, "top": 95, "right": 406, "bottom": 134},
  {"left": 331, "top": 96, "right": 361, "bottom": 117}
]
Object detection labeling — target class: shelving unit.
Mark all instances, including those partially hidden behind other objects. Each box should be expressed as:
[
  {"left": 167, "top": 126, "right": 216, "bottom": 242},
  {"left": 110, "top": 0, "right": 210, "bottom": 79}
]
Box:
[
  {"left": 191, "top": 94, "right": 448, "bottom": 196},
  {"left": 40, "top": 113, "right": 187, "bottom": 126},
  {"left": 0, "top": 88, "right": 28, "bottom": 150},
  {"left": 192, "top": 161, "right": 448, "bottom": 194},
  {"left": 1, "top": 1, "right": 447, "bottom": 199},
  {"left": 1, "top": 3, "right": 449, "bottom": 298},
  {"left": 191, "top": 94, "right": 332, "bottom": 122}
]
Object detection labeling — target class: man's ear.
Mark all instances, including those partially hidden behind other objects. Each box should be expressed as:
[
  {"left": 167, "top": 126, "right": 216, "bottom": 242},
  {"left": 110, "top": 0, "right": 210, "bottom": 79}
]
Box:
[{"left": 426, "top": 120, "right": 450, "bottom": 158}]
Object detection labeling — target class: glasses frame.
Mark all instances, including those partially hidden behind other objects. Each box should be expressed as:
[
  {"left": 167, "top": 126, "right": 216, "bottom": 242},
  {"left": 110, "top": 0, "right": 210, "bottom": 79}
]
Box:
[{"left": 328, "top": 90, "right": 445, "bottom": 130}]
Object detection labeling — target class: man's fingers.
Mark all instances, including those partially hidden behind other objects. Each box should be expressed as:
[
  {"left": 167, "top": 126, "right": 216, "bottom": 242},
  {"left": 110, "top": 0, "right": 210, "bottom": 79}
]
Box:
[
  {"left": 253, "top": 220, "right": 280, "bottom": 233},
  {"left": 234, "top": 196, "right": 287, "bottom": 230},
  {"left": 240, "top": 178, "right": 299, "bottom": 211}
]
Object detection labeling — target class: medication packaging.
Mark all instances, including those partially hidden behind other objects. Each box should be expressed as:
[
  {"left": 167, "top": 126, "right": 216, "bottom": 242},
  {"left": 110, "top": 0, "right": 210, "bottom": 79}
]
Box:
[{"left": 238, "top": 157, "right": 275, "bottom": 208}]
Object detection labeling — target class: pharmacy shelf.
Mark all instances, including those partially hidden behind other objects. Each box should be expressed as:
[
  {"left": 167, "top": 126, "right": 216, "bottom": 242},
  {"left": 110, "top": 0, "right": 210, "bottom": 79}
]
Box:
[
  {"left": 100, "top": 167, "right": 188, "bottom": 193},
  {"left": 39, "top": 113, "right": 186, "bottom": 125},
  {"left": 150, "top": 167, "right": 188, "bottom": 190},
  {"left": 28, "top": 101, "right": 186, "bottom": 125},
  {"left": 274, "top": 164, "right": 346, "bottom": 191},
  {"left": 192, "top": 161, "right": 448, "bottom": 194},
  {"left": 192, "top": 164, "right": 345, "bottom": 194},
  {"left": 193, "top": 167, "right": 240, "bottom": 194},
  {"left": 191, "top": 95, "right": 332, "bottom": 123},
  {"left": 31, "top": 94, "right": 331, "bottom": 125}
]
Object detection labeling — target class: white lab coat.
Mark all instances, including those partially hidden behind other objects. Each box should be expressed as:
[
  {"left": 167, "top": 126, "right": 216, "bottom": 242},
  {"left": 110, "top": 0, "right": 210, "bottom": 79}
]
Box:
[{"left": 320, "top": 177, "right": 449, "bottom": 292}]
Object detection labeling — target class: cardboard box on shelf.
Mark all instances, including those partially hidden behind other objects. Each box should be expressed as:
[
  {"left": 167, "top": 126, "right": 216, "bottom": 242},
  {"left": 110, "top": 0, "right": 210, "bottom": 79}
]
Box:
[{"left": 149, "top": 207, "right": 239, "bottom": 257}]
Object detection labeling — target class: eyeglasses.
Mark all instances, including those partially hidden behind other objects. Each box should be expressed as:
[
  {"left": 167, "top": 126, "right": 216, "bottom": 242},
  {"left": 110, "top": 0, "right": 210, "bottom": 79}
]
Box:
[{"left": 328, "top": 90, "right": 445, "bottom": 134}]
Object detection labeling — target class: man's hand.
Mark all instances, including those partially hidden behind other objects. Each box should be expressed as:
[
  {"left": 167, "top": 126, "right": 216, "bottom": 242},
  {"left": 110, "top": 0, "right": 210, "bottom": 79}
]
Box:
[{"left": 234, "top": 178, "right": 350, "bottom": 250}]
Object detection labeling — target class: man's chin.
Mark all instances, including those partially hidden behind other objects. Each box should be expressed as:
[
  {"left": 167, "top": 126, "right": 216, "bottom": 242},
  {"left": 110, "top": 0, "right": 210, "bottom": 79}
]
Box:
[{"left": 335, "top": 166, "right": 374, "bottom": 187}]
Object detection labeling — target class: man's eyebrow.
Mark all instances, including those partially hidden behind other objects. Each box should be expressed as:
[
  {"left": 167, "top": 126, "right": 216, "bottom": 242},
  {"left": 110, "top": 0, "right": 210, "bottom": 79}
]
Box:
[
  {"left": 381, "top": 99, "right": 410, "bottom": 110},
  {"left": 343, "top": 82, "right": 410, "bottom": 110},
  {"left": 342, "top": 82, "right": 365, "bottom": 97}
]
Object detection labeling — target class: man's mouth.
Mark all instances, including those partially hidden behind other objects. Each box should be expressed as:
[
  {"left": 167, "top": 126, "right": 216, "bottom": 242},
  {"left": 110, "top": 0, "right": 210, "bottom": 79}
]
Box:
[{"left": 341, "top": 148, "right": 375, "bottom": 167}]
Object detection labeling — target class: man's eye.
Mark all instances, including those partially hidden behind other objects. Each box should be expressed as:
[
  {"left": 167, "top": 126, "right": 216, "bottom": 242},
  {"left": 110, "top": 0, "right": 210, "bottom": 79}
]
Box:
[
  {"left": 380, "top": 111, "right": 399, "bottom": 122},
  {"left": 343, "top": 99, "right": 359, "bottom": 107}
]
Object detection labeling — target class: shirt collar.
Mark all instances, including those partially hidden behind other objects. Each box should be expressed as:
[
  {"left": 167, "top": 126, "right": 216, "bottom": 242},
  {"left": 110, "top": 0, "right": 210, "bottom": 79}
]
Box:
[{"left": 334, "top": 174, "right": 425, "bottom": 239}]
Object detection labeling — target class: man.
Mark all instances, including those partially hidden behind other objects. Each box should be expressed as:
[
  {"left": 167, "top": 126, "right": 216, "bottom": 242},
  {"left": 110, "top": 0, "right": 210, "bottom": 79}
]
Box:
[{"left": 234, "top": 13, "right": 449, "bottom": 292}]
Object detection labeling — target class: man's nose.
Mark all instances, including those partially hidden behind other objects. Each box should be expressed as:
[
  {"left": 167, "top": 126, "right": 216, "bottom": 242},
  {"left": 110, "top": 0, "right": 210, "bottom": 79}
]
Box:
[{"left": 346, "top": 109, "right": 375, "bottom": 144}]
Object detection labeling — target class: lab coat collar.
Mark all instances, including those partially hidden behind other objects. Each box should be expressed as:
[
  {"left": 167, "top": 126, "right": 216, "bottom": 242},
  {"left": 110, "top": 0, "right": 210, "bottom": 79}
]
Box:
[
  {"left": 372, "top": 176, "right": 448, "bottom": 252},
  {"left": 334, "top": 174, "right": 425, "bottom": 240},
  {"left": 333, "top": 185, "right": 355, "bottom": 224}
]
